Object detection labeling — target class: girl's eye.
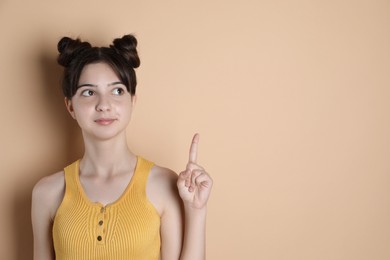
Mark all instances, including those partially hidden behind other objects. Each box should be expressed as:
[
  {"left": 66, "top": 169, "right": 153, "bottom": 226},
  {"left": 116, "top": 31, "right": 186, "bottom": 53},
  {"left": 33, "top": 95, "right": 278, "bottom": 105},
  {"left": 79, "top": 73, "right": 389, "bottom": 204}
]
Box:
[
  {"left": 81, "top": 89, "right": 94, "bottom": 97},
  {"left": 112, "top": 88, "right": 125, "bottom": 95}
]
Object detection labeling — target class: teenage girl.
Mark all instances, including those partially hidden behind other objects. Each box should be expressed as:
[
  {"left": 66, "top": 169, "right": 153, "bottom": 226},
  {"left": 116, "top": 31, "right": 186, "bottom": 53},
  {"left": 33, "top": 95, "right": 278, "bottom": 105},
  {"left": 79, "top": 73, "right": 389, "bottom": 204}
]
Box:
[{"left": 31, "top": 34, "right": 213, "bottom": 260}]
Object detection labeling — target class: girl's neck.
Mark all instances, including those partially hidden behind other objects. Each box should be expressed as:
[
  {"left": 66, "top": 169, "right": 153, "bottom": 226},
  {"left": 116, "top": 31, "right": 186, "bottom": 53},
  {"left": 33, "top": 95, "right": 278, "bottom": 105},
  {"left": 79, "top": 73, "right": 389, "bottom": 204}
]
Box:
[{"left": 79, "top": 133, "right": 136, "bottom": 176}]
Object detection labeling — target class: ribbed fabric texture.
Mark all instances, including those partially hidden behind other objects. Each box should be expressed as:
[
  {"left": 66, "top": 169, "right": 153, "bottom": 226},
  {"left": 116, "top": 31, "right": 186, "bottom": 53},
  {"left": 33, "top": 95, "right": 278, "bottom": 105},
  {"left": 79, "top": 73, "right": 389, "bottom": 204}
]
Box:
[{"left": 52, "top": 156, "right": 161, "bottom": 260}]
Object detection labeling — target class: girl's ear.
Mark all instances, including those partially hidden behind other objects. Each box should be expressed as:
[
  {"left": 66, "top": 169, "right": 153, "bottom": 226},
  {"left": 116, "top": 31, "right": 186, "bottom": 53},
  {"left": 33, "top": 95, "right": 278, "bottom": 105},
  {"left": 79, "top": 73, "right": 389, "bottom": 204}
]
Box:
[
  {"left": 64, "top": 97, "right": 76, "bottom": 119},
  {"left": 131, "top": 95, "right": 137, "bottom": 109}
]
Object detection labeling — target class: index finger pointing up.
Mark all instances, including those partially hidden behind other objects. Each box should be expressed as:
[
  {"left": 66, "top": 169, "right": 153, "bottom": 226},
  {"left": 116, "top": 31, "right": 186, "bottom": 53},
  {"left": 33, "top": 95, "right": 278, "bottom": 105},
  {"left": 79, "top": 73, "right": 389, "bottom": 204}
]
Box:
[{"left": 189, "top": 133, "right": 199, "bottom": 163}]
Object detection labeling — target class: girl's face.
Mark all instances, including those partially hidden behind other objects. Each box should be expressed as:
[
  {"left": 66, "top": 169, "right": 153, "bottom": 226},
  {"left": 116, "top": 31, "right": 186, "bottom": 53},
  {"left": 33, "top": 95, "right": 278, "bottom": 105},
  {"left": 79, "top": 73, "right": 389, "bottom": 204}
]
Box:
[{"left": 65, "top": 62, "right": 135, "bottom": 141}]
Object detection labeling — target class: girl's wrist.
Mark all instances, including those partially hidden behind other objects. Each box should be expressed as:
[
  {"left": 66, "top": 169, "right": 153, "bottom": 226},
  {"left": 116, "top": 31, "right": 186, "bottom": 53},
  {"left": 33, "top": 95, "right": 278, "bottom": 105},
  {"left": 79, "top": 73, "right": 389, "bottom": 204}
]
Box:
[{"left": 183, "top": 203, "right": 208, "bottom": 215}]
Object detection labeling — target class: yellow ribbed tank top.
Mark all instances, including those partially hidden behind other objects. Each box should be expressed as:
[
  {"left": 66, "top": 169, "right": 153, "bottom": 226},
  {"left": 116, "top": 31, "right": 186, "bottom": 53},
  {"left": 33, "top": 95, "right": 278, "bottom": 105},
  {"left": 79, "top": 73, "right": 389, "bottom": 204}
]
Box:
[{"left": 52, "top": 156, "right": 161, "bottom": 260}]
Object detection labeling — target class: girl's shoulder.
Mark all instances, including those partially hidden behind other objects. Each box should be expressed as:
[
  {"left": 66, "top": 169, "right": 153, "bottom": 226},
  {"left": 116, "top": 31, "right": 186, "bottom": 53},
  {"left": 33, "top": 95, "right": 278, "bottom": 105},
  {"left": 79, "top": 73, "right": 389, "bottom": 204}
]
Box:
[
  {"left": 33, "top": 171, "right": 65, "bottom": 197},
  {"left": 146, "top": 163, "right": 181, "bottom": 215},
  {"left": 32, "top": 171, "right": 65, "bottom": 220},
  {"left": 148, "top": 164, "right": 178, "bottom": 196},
  {"left": 150, "top": 164, "right": 178, "bottom": 183}
]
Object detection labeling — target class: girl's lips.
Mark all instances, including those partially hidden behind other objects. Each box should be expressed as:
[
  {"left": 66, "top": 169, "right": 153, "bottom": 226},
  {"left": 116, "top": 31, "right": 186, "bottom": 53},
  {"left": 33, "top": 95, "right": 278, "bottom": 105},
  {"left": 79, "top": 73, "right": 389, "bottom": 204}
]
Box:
[{"left": 95, "top": 118, "right": 116, "bottom": 125}]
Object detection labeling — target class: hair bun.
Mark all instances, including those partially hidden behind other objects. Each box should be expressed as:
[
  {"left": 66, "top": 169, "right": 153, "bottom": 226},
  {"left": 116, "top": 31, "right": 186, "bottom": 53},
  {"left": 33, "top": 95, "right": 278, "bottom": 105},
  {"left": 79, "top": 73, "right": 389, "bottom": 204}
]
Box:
[
  {"left": 57, "top": 37, "right": 91, "bottom": 67},
  {"left": 111, "top": 35, "right": 140, "bottom": 68}
]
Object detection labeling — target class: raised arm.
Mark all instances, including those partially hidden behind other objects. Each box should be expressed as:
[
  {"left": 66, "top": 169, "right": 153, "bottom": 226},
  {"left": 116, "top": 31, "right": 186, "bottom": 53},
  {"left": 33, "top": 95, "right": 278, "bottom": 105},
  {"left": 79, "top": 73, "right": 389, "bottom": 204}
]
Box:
[{"left": 177, "top": 133, "right": 213, "bottom": 260}]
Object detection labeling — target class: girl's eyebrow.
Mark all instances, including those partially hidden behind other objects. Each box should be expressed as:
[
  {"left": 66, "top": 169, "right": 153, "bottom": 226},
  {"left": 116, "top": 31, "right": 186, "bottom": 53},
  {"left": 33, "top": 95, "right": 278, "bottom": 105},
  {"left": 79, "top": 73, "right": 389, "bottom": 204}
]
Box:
[
  {"left": 108, "top": 82, "right": 123, "bottom": 86},
  {"left": 77, "top": 83, "right": 96, "bottom": 88},
  {"left": 77, "top": 82, "right": 123, "bottom": 88}
]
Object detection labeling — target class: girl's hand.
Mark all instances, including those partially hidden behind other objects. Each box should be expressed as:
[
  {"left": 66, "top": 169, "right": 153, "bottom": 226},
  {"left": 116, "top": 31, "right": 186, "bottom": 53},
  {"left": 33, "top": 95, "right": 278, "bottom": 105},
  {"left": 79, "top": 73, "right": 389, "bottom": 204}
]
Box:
[{"left": 177, "top": 134, "right": 213, "bottom": 209}]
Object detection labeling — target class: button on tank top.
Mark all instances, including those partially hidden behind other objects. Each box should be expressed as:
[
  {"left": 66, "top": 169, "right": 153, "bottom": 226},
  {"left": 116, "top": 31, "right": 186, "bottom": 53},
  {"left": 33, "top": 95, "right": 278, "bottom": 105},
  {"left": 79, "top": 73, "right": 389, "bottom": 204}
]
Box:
[{"left": 52, "top": 156, "right": 161, "bottom": 260}]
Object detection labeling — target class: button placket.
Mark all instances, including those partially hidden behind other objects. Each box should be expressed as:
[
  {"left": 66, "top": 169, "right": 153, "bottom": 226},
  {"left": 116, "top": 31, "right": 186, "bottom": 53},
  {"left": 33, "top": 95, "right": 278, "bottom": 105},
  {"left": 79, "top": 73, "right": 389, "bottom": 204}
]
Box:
[{"left": 96, "top": 206, "right": 106, "bottom": 244}]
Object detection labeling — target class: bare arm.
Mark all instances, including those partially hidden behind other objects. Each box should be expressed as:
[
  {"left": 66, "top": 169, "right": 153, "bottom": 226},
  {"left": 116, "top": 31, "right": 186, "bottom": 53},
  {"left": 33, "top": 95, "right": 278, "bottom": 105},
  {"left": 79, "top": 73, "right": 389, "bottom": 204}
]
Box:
[
  {"left": 179, "top": 206, "right": 207, "bottom": 260},
  {"left": 158, "top": 170, "right": 185, "bottom": 260},
  {"left": 31, "top": 172, "right": 65, "bottom": 260},
  {"left": 155, "top": 134, "right": 212, "bottom": 260},
  {"left": 158, "top": 168, "right": 210, "bottom": 260}
]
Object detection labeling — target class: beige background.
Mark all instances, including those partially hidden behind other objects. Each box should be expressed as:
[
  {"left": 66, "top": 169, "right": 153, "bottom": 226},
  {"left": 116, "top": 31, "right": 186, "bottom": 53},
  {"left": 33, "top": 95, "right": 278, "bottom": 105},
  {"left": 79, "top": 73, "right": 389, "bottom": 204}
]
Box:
[{"left": 1, "top": 0, "right": 390, "bottom": 259}]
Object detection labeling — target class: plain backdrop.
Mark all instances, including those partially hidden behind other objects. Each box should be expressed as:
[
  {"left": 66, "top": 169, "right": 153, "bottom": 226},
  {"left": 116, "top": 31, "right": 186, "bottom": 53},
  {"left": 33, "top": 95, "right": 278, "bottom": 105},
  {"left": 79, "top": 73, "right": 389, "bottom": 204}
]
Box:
[{"left": 1, "top": 0, "right": 390, "bottom": 259}]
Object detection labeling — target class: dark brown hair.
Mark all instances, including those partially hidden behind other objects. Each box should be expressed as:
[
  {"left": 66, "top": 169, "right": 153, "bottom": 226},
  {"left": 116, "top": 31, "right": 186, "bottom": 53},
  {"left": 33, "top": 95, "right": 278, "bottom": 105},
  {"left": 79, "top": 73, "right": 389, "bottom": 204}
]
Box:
[{"left": 57, "top": 34, "right": 140, "bottom": 98}]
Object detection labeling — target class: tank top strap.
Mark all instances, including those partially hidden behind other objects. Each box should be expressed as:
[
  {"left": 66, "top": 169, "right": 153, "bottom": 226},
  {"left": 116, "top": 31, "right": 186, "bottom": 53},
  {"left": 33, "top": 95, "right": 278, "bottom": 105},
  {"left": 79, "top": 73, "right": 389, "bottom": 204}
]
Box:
[
  {"left": 131, "top": 156, "right": 154, "bottom": 194},
  {"left": 63, "top": 160, "right": 81, "bottom": 198}
]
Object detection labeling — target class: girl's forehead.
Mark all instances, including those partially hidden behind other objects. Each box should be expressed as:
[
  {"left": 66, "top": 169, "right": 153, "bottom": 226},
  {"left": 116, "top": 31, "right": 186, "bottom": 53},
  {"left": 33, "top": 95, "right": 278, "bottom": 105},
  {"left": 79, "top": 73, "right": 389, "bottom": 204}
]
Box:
[{"left": 79, "top": 62, "right": 120, "bottom": 84}]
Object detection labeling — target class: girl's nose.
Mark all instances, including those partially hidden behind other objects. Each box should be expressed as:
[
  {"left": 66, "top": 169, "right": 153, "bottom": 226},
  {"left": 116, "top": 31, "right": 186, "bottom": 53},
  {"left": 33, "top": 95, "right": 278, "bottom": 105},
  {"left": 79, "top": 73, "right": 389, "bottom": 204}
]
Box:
[{"left": 96, "top": 96, "right": 111, "bottom": 112}]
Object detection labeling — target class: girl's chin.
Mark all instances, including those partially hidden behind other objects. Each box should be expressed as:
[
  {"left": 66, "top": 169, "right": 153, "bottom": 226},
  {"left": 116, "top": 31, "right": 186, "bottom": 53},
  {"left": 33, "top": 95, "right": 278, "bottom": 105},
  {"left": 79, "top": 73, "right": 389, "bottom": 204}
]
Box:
[{"left": 83, "top": 129, "right": 126, "bottom": 141}]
